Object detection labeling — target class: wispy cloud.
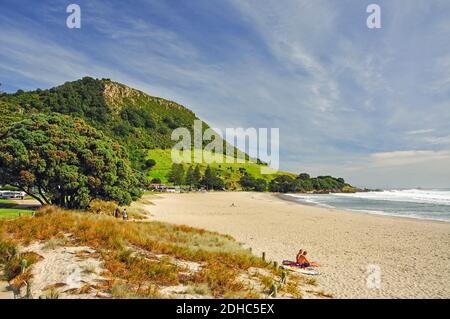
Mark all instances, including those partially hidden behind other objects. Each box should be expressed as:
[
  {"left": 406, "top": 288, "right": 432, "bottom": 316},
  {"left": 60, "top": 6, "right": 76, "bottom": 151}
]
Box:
[
  {"left": 405, "top": 129, "right": 435, "bottom": 135},
  {"left": 370, "top": 150, "right": 450, "bottom": 167}
]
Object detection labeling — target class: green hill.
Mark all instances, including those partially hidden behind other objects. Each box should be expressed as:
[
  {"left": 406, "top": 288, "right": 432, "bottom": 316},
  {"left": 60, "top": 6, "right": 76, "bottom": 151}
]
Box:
[
  {"left": 1, "top": 77, "right": 205, "bottom": 150},
  {"left": 0, "top": 77, "right": 357, "bottom": 192},
  {"left": 0, "top": 77, "right": 286, "bottom": 185}
]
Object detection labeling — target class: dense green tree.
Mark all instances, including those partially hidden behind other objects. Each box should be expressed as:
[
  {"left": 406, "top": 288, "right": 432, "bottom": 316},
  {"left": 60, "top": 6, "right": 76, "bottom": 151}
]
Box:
[
  {"left": 0, "top": 114, "right": 143, "bottom": 209},
  {"left": 298, "top": 173, "right": 310, "bottom": 180},
  {"left": 168, "top": 163, "right": 185, "bottom": 185},
  {"left": 253, "top": 178, "right": 267, "bottom": 192},
  {"left": 239, "top": 174, "right": 267, "bottom": 192},
  {"left": 296, "top": 178, "right": 314, "bottom": 192},
  {"left": 201, "top": 166, "right": 224, "bottom": 190},
  {"left": 150, "top": 178, "right": 161, "bottom": 184},
  {"left": 239, "top": 174, "right": 255, "bottom": 191},
  {"left": 268, "top": 175, "right": 297, "bottom": 193},
  {"left": 145, "top": 159, "right": 156, "bottom": 169},
  {"left": 185, "top": 166, "right": 195, "bottom": 187},
  {"left": 193, "top": 165, "right": 202, "bottom": 187},
  {"left": 202, "top": 166, "right": 214, "bottom": 190},
  {"left": 318, "top": 176, "right": 344, "bottom": 190}
]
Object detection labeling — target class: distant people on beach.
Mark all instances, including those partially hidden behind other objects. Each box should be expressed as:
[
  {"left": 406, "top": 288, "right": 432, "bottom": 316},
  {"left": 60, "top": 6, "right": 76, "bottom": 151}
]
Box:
[
  {"left": 114, "top": 207, "right": 121, "bottom": 218},
  {"left": 122, "top": 208, "right": 128, "bottom": 220},
  {"left": 296, "top": 249, "right": 319, "bottom": 267}
]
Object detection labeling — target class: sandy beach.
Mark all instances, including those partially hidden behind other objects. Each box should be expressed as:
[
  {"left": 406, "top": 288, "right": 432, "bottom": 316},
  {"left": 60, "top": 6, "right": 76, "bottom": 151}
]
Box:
[{"left": 145, "top": 192, "right": 450, "bottom": 298}]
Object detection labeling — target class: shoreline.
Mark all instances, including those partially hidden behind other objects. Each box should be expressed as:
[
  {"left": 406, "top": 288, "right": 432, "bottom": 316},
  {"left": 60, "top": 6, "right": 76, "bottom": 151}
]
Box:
[
  {"left": 145, "top": 191, "right": 450, "bottom": 298},
  {"left": 277, "top": 193, "right": 450, "bottom": 225}
]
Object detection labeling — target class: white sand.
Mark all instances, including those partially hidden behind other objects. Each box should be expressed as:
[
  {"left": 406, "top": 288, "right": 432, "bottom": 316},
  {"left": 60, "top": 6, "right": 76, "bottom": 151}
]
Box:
[
  {"left": 146, "top": 192, "right": 450, "bottom": 298},
  {"left": 20, "top": 242, "right": 107, "bottom": 299}
]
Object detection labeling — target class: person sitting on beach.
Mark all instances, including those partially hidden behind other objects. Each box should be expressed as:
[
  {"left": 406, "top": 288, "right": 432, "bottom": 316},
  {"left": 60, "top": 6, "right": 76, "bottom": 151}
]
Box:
[
  {"left": 296, "top": 250, "right": 320, "bottom": 267},
  {"left": 296, "top": 249, "right": 304, "bottom": 264}
]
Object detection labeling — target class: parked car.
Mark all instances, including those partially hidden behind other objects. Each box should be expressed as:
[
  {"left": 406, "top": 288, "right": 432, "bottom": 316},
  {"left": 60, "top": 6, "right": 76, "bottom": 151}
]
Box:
[{"left": 0, "top": 191, "right": 26, "bottom": 200}]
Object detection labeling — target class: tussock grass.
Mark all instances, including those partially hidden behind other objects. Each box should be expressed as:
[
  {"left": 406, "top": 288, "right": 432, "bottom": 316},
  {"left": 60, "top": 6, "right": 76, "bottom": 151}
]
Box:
[
  {"left": 81, "top": 263, "right": 98, "bottom": 274},
  {"left": 0, "top": 238, "right": 41, "bottom": 297},
  {"left": 0, "top": 206, "right": 276, "bottom": 298},
  {"left": 43, "top": 238, "right": 66, "bottom": 250},
  {"left": 282, "top": 280, "right": 303, "bottom": 299},
  {"left": 186, "top": 283, "right": 211, "bottom": 296},
  {"left": 305, "top": 277, "right": 318, "bottom": 286}
]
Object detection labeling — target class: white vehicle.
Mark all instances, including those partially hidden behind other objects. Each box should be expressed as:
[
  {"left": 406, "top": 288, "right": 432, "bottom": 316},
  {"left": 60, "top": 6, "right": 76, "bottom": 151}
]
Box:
[
  {"left": 165, "top": 186, "right": 180, "bottom": 193},
  {"left": 0, "top": 191, "right": 26, "bottom": 199}
]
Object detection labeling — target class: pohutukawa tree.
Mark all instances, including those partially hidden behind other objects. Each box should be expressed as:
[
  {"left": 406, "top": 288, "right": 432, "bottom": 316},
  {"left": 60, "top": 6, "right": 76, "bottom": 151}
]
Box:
[{"left": 0, "top": 114, "right": 143, "bottom": 209}]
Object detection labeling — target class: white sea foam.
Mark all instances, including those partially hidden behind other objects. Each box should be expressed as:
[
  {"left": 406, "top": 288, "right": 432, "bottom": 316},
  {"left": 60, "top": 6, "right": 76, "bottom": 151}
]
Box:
[
  {"left": 333, "top": 189, "right": 450, "bottom": 205},
  {"left": 285, "top": 189, "right": 450, "bottom": 222}
]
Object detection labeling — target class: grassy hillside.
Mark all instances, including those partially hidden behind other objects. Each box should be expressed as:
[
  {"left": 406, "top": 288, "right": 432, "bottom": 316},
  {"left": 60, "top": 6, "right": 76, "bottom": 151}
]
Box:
[{"left": 146, "top": 149, "right": 293, "bottom": 187}]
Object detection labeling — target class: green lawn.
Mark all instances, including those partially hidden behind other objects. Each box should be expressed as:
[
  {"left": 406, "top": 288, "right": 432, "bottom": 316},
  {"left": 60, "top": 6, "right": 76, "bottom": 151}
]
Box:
[
  {"left": 0, "top": 199, "right": 34, "bottom": 219},
  {"left": 0, "top": 208, "right": 33, "bottom": 219}
]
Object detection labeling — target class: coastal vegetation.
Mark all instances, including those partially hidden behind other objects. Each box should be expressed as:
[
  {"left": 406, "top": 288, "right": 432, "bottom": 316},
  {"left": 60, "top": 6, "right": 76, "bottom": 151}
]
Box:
[
  {"left": 0, "top": 114, "right": 143, "bottom": 209},
  {"left": 162, "top": 159, "right": 353, "bottom": 193},
  {"left": 149, "top": 149, "right": 354, "bottom": 193},
  {"left": 268, "top": 174, "right": 352, "bottom": 193},
  {"left": 0, "top": 205, "right": 307, "bottom": 299}
]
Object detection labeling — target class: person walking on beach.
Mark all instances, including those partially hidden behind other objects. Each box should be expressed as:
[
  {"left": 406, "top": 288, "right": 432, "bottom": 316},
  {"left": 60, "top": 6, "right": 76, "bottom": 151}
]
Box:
[
  {"left": 122, "top": 208, "right": 128, "bottom": 221},
  {"left": 114, "top": 207, "right": 121, "bottom": 218}
]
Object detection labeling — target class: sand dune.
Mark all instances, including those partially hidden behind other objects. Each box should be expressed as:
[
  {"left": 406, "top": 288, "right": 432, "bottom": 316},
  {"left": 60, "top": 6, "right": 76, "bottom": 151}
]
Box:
[{"left": 146, "top": 192, "right": 450, "bottom": 298}]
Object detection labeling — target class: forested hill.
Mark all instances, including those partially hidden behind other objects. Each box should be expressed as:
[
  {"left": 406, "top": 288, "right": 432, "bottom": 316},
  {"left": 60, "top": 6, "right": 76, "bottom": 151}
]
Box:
[
  {"left": 1, "top": 77, "right": 205, "bottom": 150},
  {"left": 0, "top": 77, "right": 358, "bottom": 193},
  {"left": 0, "top": 77, "right": 249, "bottom": 170}
]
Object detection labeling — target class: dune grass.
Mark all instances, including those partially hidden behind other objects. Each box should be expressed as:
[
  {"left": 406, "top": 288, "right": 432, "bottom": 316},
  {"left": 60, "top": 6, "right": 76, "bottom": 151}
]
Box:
[{"left": 0, "top": 206, "right": 282, "bottom": 298}]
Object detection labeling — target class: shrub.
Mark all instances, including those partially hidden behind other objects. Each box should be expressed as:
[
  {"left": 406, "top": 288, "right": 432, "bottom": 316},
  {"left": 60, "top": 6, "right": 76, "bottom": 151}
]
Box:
[
  {"left": 268, "top": 175, "right": 297, "bottom": 193},
  {"left": 0, "top": 238, "right": 17, "bottom": 264},
  {"left": 88, "top": 200, "right": 118, "bottom": 216}
]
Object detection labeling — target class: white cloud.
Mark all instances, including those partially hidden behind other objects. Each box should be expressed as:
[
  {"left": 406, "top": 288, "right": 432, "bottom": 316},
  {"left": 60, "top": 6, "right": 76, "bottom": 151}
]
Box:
[
  {"left": 370, "top": 150, "right": 450, "bottom": 167},
  {"left": 405, "top": 129, "right": 435, "bottom": 135}
]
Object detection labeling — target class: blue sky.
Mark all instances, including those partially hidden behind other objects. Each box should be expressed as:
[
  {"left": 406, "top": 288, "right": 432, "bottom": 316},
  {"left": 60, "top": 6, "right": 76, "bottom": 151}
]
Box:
[{"left": 1, "top": 0, "right": 450, "bottom": 188}]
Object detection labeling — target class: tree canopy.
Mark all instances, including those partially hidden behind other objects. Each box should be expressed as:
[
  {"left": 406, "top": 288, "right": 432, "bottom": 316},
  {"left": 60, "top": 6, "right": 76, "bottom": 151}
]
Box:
[
  {"left": 239, "top": 174, "right": 267, "bottom": 192},
  {"left": 168, "top": 163, "right": 185, "bottom": 185},
  {"left": 201, "top": 166, "right": 225, "bottom": 190},
  {"left": 268, "top": 175, "right": 297, "bottom": 193},
  {"left": 0, "top": 114, "right": 143, "bottom": 209}
]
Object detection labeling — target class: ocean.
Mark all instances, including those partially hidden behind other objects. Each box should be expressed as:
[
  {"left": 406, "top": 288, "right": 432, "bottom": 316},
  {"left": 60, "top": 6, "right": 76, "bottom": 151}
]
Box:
[{"left": 285, "top": 189, "right": 450, "bottom": 222}]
